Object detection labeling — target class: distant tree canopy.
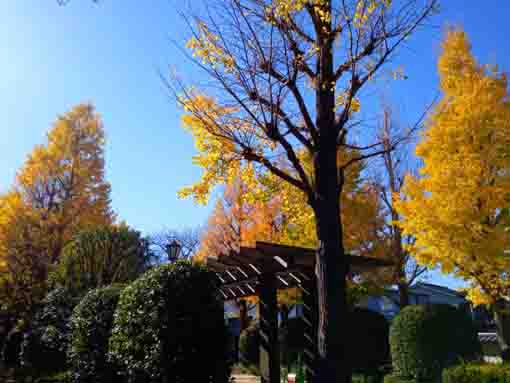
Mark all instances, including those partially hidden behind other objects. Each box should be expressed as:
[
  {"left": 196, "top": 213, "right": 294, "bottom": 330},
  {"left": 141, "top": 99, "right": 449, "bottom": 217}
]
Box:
[
  {"left": 0, "top": 103, "right": 113, "bottom": 318},
  {"left": 53, "top": 224, "right": 153, "bottom": 295}
]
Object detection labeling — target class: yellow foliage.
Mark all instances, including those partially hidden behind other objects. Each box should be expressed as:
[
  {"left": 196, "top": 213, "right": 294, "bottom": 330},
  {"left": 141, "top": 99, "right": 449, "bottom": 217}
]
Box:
[
  {"left": 178, "top": 93, "right": 276, "bottom": 204},
  {"left": 186, "top": 23, "right": 235, "bottom": 71},
  {"left": 197, "top": 147, "right": 384, "bottom": 258},
  {"left": 395, "top": 29, "right": 510, "bottom": 306},
  {"left": 0, "top": 103, "right": 114, "bottom": 315},
  {"left": 335, "top": 92, "right": 361, "bottom": 113},
  {"left": 354, "top": 0, "right": 392, "bottom": 28}
]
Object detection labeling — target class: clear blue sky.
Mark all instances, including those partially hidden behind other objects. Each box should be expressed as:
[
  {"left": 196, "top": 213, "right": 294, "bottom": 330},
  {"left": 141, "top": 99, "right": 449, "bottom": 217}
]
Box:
[{"left": 1, "top": 1, "right": 509, "bottom": 288}]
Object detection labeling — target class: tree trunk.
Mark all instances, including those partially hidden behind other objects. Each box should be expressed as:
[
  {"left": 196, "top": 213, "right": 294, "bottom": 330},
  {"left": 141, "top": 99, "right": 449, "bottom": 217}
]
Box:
[
  {"left": 494, "top": 300, "right": 510, "bottom": 361},
  {"left": 280, "top": 305, "right": 291, "bottom": 371},
  {"left": 313, "top": 191, "right": 349, "bottom": 383},
  {"left": 313, "top": 2, "right": 349, "bottom": 382},
  {"left": 239, "top": 299, "right": 249, "bottom": 332},
  {"left": 313, "top": 134, "right": 349, "bottom": 383},
  {"left": 398, "top": 279, "right": 410, "bottom": 308},
  {"left": 280, "top": 305, "right": 290, "bottom": 330}
]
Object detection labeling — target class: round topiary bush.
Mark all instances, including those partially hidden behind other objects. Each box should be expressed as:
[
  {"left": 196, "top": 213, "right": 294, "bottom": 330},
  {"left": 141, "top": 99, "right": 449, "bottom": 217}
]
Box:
[
  {"left": 239, "top": 323, "right": 260, "bottom": 367},
  {"left": 349, "top": 307, "right": 390, "bottom": 375},
  {"left": 108, "top": 261, "right": 231, "bottom": 383},
  {"left": 20, "top": 287, "right": 78, "bottom": 373},
  {"left": 389, "top": 304, "right": 481, "bottom": 381},
  {"left": 69, "top": 285, "right": 124, "bottom": 383}
]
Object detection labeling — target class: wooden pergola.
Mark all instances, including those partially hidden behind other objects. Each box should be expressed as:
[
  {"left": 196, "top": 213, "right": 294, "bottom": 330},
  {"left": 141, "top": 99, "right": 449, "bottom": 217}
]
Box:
[{"left": 205, "top": 241, "right": 391, "bottom": 383}]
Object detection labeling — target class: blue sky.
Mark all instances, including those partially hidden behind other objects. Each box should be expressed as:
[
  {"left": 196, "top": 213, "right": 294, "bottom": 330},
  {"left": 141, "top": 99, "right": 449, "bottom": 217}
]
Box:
[{"left": 1, "top": 1, "right": 509, "bottom": 288}]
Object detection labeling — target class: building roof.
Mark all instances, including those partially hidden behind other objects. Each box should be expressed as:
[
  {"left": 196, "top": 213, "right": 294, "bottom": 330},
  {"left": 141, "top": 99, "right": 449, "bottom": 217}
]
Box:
[{"left": 412, "top": 282, "right": 465, "bottom": 299}]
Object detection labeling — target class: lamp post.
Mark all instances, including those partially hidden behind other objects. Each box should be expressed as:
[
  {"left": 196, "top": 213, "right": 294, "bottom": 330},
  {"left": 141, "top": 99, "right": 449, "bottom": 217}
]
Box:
[{"left": 167, "top": 240, "right": 182, "bottom": 262}]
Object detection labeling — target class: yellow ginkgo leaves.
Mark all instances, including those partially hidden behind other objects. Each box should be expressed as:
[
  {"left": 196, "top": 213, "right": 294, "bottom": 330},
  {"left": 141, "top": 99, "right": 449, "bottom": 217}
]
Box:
[{"left": 395, "top": 29, "right": 510, "bottom": 306}]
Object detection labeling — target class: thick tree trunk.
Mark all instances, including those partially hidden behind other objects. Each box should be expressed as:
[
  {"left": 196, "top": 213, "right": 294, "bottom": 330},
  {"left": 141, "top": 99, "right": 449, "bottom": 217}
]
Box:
[
  {"left": 398, "top": 276, "right": 410, "bottom": 308},
  {"left": 313, "top": 139, "right": 349, "bottom": 383},
  {"left": 494, "top": 300, "right": 510, "bottom": 361},
  {"left": 313, "top": 191, "right": 349, "bottom": 383},
  {"left": 312, "top": 2, "right": 349, "bottom": 382},
  {"left": 239, "top": 299, "right": 249, "bottom": 332}
]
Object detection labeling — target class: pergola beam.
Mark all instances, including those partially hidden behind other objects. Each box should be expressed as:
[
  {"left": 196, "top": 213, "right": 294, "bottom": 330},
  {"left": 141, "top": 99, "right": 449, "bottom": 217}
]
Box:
[{"left": 259, "top": 273, "right": 280, "bottom": 383}]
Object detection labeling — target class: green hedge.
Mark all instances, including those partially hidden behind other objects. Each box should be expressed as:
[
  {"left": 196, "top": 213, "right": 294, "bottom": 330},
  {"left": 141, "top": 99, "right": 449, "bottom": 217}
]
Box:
[
  {"left": 20, "top": 288, "right": 78, "bottom": 372},
  {"left": 69, "top": 285, "right": 124, "bottom": 383},
  {"left": 443, "top": 363, "right": 510, "bottom": 383},
  {"left": 389, "top": 304, "right": 481, "bottom": 382},
  {"left": 108, "top": 261, "right": 231, "bottom": 383},
  {"left": 350, "top": 307, "right": 390, "bottom": 375}
]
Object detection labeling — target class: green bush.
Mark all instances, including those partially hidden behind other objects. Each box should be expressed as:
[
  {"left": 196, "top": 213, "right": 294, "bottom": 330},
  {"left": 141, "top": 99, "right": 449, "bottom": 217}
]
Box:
[
  {"left": 2, "top": 326, "right": 23, "bottom": 367},
  {"left": 350, "top": 307, "right": 391, "bottom": 375},
  {"left": 54, "top": 225, "right": 153, "bottom": 296},
  {"left": 108, "top": 261, "right": 231, "bottom": 383},
  {"left": 389, "top": 304, "right": 481, "bottom": 382},
  {"left": 21, "top": 288, "right": 78, "bottom": 373},
  {"left": 69, "top": 285, "right": 124, "bottom": 383},
  {"left": 443, "top": 363, "right": 510, "bottom": 383},
  {"left": 240, "top": 323, "right": 260, "bottom": 367},
  {"left": 278, "top": 308, "right": 389, "bottom": 376}
]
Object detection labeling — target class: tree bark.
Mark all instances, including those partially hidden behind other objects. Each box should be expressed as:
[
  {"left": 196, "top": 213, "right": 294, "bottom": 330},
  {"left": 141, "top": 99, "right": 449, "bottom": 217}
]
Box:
[
  {"left": 239, "top": 299, "right": 249, "bottom": 332},
  {"left": 313, "top": 184, "right": 349, "bottom": 383},
  {"left": 398, "top": 282, "right": 410, "bottom": 308},
  {"left": 494, "top": 300, "right": 510, "bottom": 361},
  {"left": 312, "top": 2, "right": 350, "bottom": 381}
]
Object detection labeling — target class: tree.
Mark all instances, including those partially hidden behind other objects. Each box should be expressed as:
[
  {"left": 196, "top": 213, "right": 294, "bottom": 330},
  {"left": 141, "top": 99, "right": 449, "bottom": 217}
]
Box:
[
  {"left": 176, "top": 2, "right": 437, "bottom": 381},
  {"left": 197, "top": 180, "right": 286, "bottom": 331},
  {"left": 0, "top": 103, "right": 113, "bottom": 318},
  {"left": 196, "top": 179, "right": 283, "bottom": 261},
  {"left": 53, "top": 224, "right": 153, "bottom": 295},
  {"left": 395, "top": 29, "right": 510, "bottom": 358},
  {"left": 368, "top": 107, "right": 427, "bottom": 307}
]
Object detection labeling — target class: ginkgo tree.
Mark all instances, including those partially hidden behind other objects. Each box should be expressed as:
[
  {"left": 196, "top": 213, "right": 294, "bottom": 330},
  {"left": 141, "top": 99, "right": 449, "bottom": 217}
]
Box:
[
  {"left": 395, "top": 29, "right": 510, "bottom": 358},
  {"left": 175, "top": 1, "right": 437, "bottom": 381},
  {"left": 0, "top": 104, "right": 113, "bottom": 318}
]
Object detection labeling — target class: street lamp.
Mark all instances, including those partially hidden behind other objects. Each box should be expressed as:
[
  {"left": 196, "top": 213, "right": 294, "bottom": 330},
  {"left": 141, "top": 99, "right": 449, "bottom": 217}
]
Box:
[{"left": 167, "top": 240, "right": 182, "bottom": 262}]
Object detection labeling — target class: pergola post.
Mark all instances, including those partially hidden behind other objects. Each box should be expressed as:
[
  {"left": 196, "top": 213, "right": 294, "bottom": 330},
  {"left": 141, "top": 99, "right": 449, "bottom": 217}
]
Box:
[
  {"left": 302, "top": 274, "right": 318, "bottom": 383},
  {"left": 259, "top": 273, "right": 280, "bottom": 383}
]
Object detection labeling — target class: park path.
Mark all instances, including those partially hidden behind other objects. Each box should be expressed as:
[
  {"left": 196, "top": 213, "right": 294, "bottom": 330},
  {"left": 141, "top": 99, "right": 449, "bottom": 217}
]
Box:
[{"left": 232, "top": 374, "right": 261, "bottom": 383}]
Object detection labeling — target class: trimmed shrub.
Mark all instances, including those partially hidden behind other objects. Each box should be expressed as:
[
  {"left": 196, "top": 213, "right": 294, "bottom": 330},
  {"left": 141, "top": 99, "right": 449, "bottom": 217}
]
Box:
[
  {"left": 278, "top": 308, "right": 389, "bottom": 376},
  {"left": 445, "top": 363, "right": 510, "bottom": 383},
  {"left": 389, "top": 304, "right": 481, "bottom": 382},
  {"left": 21, "top": 288, "right": 78, "bottom": 372},
  {"left": 443, "top": 363, "right": 510, "bottom": 383},
  {"left": 69, "top": 285, "right": 124, "bottom": 383},
  {"left": 108, "top": 261, "right": 231, "bottom": 383},
  {"left": 2, "top": 326, "right": 23, "bottom": 367},
  {"left": 240, "top": 323, "right": 260, "bottom": 367},
  {"left": 350, "top": 307, "right": 391, "bottom": 375}
]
